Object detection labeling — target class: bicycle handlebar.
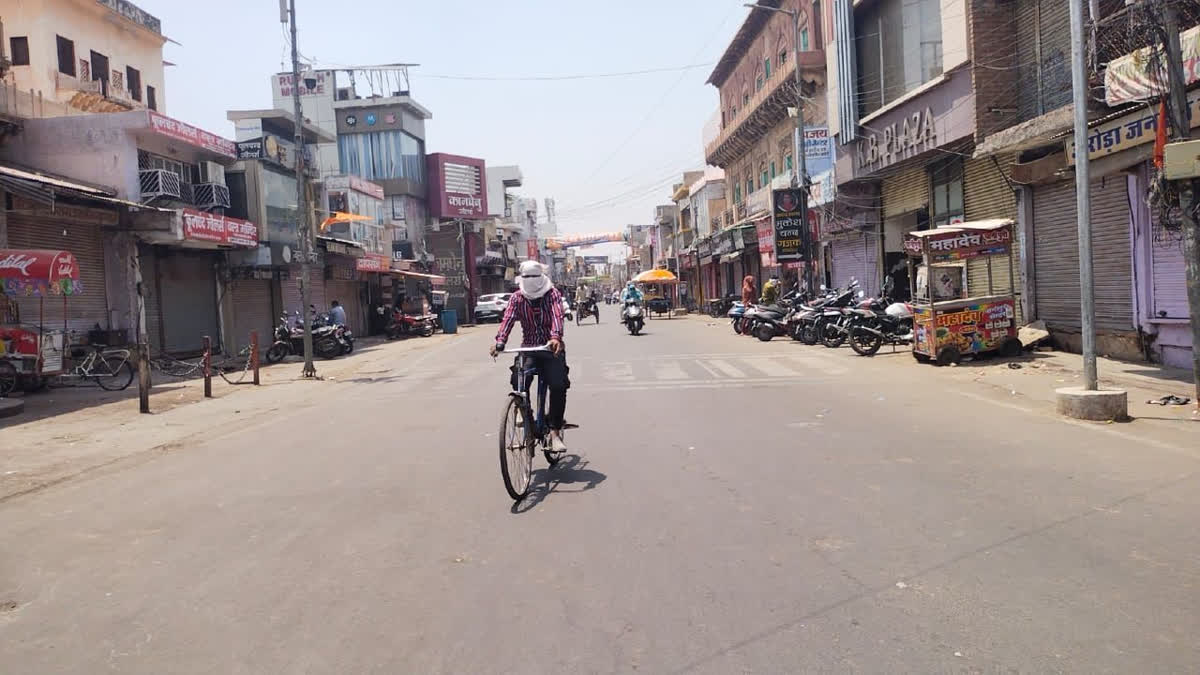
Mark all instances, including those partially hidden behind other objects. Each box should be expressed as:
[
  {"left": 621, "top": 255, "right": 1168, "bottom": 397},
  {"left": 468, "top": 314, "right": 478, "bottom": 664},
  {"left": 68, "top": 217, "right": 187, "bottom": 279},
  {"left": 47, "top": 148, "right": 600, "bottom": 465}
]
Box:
[{"left": 497, "top": 344, "right": 553, "bottom": 353}]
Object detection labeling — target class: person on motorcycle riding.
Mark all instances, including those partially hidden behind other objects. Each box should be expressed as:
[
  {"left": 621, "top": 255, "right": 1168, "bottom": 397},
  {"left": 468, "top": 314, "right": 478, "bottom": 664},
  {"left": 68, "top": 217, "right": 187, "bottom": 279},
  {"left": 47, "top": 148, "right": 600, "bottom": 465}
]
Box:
[
  {"left": 621, "top": 282, "right": 643, "bottom": 304},
  {"left": 491, "top": 261, "right": 570, "bottom": 453}
]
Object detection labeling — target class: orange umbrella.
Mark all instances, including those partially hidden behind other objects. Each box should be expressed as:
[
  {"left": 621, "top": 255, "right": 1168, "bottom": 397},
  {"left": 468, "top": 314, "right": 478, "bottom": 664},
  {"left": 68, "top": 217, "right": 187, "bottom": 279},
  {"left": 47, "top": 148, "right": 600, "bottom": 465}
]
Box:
[{"left": 634, "top": 268, "right": 678, "bottom": 283}]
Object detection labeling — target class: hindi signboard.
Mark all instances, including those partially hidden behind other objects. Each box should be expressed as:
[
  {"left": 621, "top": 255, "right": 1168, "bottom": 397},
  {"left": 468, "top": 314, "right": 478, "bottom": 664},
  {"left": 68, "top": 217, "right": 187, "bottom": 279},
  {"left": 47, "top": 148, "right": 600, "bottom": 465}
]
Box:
[
  {"left": 771, "top": 188, "right": 807, "bottom": 261},
  {"left": 181, "top": 210, "right": 258, "bottom": 247}
]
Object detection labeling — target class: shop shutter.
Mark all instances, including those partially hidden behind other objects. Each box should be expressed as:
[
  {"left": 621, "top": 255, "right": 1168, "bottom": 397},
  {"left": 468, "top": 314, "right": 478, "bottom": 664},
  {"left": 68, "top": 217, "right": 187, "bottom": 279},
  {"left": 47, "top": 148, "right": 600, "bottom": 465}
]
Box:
[
  {"left": 138, "top": 246, "right": 163, "bottom": 355},
  {"left": 1033, "top": 177, "right": 1133, "bottom": 331},
  {"left": 1151, "top": 234, "right": 1188, "bottom": 319},
  {"left": 6, "top": 214, "right": 109, "bottom": 333},
  {"left": 964, "top": 155, "right": 1023, "bottom": 324},
  {"left": 830, "top": 233, "right": 878, "bottom": 298},
  {"left": 882, "top": 166, "right": 928, "bottom": 219},
  {"left": 229, "top": 279, "right": 274, "bottom": 354},
  {"left": 156, "top": 250, "right": 219, "bottom": 355},
  {"left": 281, "top": 265, "right": 302, "bottom": 317},
  {"left": 326, "top": 279, "right": 364, "bottom": 334}
]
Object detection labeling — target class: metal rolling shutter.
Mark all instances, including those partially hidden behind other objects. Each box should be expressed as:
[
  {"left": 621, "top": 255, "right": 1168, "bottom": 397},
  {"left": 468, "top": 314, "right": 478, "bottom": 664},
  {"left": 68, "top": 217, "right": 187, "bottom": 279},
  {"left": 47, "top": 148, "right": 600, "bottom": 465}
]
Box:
[
  {"left": 229, "top": 279, "right": 274, "bottom": 354},
  {"left": 157, "top": 250, "right": 219, "bottom": 354},
  {"left": 882, "top": 166, "right": 928, "bottom": 218},
  {"left": 1033, "top": 177, "right": 1133, "bottom": 331},
  {"left": 138, "top": 246, "right": 163, "bottom": 355},
  {"left": 326, "top": 280, "right": 364, "bottom": 334},
  {"left": 282, "top": 266, "right": 302, "bottom": 317},
  {"left": 1151, "top": 235, "right": 1187, "bottom": 319},
  {"left": 6, "top": 215, "right": 109, "bottom": 333},
  {"left": 830, "top": 234, "right": 878, "bottom": 298},
  {"left": 964, "top": 155, "right": 1023, "bottom": 324}
]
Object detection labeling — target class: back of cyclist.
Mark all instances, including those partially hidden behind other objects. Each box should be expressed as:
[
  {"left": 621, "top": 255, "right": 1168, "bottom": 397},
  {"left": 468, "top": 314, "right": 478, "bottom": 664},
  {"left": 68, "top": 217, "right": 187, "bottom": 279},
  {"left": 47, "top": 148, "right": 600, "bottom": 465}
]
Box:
[{"left": 491, "top": 261, "right": 570, "bottom": 453}]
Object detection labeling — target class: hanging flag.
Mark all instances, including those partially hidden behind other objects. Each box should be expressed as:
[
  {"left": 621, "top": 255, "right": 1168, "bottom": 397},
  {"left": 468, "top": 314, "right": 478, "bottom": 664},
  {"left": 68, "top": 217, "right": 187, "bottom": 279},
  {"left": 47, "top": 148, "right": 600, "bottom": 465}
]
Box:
[
  {"left": 319, "top": 212, "right": 372, "bottom": 232},
  {"left": 1154, "top": 101, "right": 1168, "bottom": 169}
]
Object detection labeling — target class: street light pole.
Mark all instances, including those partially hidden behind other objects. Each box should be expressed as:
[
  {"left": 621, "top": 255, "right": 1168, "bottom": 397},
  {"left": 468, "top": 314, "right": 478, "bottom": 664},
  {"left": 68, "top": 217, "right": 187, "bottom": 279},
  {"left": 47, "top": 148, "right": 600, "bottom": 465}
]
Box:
[
  {"left": 1068, "top": 0, "right": 1096, "bottom": 390},
  {"left": 748, "top": 2, "right": 811, "bottom": 294},
  {"left": 286, "top": 0, "right": 316, "bottom": 377}
]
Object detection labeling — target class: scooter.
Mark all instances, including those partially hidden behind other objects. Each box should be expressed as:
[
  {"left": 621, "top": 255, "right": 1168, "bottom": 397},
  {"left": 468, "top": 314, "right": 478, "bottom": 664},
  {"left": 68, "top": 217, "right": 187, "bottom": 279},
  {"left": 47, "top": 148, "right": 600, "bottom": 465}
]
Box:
[
  {"left": 727, "top": 301, "right": 747, "bottom": 334},
  {"left": 746, "top": 290, "right": 799, "bottom": 342},
  {"left": 621, "top": 300, "right": 645, "bottom": 335}
]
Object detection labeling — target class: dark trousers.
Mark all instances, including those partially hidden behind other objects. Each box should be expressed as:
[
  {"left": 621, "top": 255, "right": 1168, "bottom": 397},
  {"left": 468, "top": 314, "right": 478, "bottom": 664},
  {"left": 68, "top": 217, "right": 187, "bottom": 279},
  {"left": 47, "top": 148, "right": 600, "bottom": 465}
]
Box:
[{"left": 512, "top": 351, "right": 570, "bottom": 430}]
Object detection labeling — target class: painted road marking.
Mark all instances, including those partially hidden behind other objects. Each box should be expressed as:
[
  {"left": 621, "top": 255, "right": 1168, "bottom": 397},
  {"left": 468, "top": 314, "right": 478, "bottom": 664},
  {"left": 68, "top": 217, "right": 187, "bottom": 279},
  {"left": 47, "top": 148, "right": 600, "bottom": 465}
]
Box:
[{"left": 703, "top": 359, "right": 749, "bottom": 378}]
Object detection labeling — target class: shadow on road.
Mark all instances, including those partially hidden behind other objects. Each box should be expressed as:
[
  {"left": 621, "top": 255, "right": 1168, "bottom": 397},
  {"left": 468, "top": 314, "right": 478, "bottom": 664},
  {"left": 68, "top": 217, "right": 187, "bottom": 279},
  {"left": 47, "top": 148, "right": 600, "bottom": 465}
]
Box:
[{"left": 511, "top": 453, "right": 606, "bottom": 514}]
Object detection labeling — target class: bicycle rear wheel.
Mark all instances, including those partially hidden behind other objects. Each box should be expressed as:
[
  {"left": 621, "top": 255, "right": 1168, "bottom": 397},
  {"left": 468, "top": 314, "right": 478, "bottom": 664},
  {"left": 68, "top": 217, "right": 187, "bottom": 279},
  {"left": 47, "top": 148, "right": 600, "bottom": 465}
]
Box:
[
  {"left": 95, "top": 355, "right": 135, "bottom": 391},
  {"left": 499, "top": 396, "right": 534, "bottom": 500}
]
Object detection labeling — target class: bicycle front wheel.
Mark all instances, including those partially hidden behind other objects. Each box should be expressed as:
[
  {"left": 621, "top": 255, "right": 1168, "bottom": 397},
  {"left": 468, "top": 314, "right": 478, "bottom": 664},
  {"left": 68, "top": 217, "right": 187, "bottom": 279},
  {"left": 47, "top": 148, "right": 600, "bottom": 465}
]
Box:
[
  {"left": 95, "top": 357, "right": 135, "bottom": 391},
  {"left": 499, "top": 396, "right": 534, "bottom": 500}
]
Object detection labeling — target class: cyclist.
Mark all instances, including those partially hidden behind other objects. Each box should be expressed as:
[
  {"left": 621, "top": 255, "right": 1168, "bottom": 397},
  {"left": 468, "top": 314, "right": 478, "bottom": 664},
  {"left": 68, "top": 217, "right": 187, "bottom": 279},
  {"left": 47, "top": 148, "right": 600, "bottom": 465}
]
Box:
[{"left": 491, "top": 261, "right": 570, "bottom": 453}]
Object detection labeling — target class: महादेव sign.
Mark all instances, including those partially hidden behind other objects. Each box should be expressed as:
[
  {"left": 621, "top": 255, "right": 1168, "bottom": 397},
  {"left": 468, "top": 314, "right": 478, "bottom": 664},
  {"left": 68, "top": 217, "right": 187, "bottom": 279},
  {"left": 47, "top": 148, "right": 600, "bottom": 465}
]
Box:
[
  {"left": 1067, "top": 89, "right": 1200, "bottom": 165},
  {"left": 771, "top": 188, "right": 808, "bottom": 261},
  {"left": 148, "top": 112, "right": 236, "bottom": 158},
  {"left": 913, "top": 299, "right": 1015, "bottom": 356},
  {"left": 181, "top": 210, "right": 259, "bottom": 247},
  {"left": 856, "top": 107, "right": 938, "bottom": 174},
  {"left": 903, "top": 225, "right": 1012, "bottom": 262}
]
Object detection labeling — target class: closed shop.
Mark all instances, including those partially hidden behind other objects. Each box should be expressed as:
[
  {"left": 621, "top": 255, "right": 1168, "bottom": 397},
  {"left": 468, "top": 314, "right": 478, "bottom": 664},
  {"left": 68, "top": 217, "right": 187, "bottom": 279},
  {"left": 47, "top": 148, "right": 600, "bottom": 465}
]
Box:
[
  {"left": 882, "top": 166, "right": 928, "bottom": 219},
  {"left": 282, "top": 265, "right": 327, "bottom": 318},
  {"left": 228, "top": 278, "right": 274, "bottom": 354},
  {"left": 829, "top": 233, "right": 878, "bottom": 298},
  {"left": 964, "top": 154, "right": 1023, "bottom": 324},
  {"left": 1152, "top": 232, "right": 1188, "bottom": 320},
  {"left": 325, "top": 279, "right": 365, "bottom": 333},
  {"left": 153, "top": 249, "right": 220, "bottom": 355},
  {"left": 6, "top": 214, "right": 109, "bottom": 333},
  {"left": 1033, "top": 177, "right": 1133, "bottom": 332}
]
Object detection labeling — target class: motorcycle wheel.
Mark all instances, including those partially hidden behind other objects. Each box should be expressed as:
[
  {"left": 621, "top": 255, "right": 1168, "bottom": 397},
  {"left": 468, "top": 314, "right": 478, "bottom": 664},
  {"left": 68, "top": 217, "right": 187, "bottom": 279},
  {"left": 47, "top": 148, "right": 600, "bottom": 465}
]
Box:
[
  {"left": 315, "top": 338, "right": 341, "bottom": 359},
  {"left": 820, "top": 322, "right": 846, "bottom": 348},
  {"left": 732, "top": 318, "right": 743, "bottom": 334},
  {"left": 799, "top": 322, "right": 819, "bottom": 345},
  {"left": 756, "top": 324, "right": 775, "bottom": 342},
  {"left": 266, "top": 343, "right": 289, "bottom": 363},
  {"left": 421, "top": 324, "right": 434, "bottom": 337},
  {"left": 342, "top": 339, "right": 354, "bottom": 355},
  {"left": 849, "top": 328, "right": 883, "bottom": 356}
]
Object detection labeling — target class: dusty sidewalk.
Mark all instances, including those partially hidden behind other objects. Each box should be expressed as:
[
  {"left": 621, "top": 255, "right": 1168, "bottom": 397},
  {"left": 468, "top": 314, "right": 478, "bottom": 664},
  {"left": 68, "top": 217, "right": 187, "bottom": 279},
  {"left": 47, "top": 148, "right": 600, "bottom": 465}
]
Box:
[{"left": 0, "top": 329, "right": 477, "bottom": 502}]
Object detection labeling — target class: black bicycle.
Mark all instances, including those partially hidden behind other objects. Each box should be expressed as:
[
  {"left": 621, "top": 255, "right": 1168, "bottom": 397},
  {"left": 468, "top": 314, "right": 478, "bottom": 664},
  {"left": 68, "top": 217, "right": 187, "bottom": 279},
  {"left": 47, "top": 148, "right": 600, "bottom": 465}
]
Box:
[{"left": 496, "top": 345, "right": 565, "bottom": 500}]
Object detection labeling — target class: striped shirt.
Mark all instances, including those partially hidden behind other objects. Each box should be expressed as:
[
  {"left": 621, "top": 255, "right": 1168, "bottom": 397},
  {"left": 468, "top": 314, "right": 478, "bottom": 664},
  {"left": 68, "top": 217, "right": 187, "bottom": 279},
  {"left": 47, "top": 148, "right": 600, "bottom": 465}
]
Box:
[{"left": 496, "top": 287, "right": 565, "bottom": 347}]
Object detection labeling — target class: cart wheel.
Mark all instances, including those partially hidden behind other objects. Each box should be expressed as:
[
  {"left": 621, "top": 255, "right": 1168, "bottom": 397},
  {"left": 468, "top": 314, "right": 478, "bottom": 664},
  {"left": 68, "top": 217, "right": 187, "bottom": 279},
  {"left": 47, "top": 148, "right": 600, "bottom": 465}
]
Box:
[
  {"left": 1000, "top": 337, "right": 1023, "bottom": 358},
  {"left": 0, "top": 361, "right": 16, "bottom": 397},
  {"left": 912, "top": 351, "right": 932, "bottom": 363},
  {"left": 935, "top": 346, "right": 961, "bottom": 367}
]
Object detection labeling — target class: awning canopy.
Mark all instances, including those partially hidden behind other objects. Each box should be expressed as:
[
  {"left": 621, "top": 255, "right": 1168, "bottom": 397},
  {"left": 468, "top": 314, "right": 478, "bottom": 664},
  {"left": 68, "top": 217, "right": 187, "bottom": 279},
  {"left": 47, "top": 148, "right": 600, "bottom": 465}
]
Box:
[
  {"left": 634, "top": 268, "right": 678, "bottom": 283},
  {"left": 0, "top": 163, "right": 171, "bottom": 214},
  {"left": 392, "top": 270, "right": 446, "bottom": 287},
  {"left": 720, "top": 252, "right": 741, "bottom": 263},
  {"left": 0, "top": 249, "right": 83, "bottom": 296}
]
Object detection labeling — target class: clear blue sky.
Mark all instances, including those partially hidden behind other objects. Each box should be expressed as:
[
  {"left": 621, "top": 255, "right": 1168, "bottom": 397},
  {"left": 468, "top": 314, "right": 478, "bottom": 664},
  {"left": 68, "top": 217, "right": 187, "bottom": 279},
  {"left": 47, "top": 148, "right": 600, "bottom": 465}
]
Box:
[{"left": 153, "top": 0, "right": 746, "bottom": 248}]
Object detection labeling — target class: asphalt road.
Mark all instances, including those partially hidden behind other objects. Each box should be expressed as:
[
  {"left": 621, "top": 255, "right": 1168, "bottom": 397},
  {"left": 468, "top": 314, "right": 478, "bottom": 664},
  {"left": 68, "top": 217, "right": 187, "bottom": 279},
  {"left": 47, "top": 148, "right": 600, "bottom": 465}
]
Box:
[{"left": 3, "top": 311, "right": 1200, "bottom": 673}]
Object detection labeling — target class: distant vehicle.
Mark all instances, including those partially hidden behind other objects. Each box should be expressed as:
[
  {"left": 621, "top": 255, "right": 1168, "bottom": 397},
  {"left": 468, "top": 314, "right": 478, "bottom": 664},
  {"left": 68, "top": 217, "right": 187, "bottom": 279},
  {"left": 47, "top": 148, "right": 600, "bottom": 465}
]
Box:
[{"left": 475, "top": 293, "right": 512, "bottom": 323}]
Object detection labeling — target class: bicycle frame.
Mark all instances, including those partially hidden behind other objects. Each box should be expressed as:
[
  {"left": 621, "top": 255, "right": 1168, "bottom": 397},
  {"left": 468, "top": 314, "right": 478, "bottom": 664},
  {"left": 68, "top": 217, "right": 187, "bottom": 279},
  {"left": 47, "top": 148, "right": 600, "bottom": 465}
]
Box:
[
  {"left": 58, "top": 346, "right": 129, "bottom": 380},
  {"left": 513, "top": 354, "right": 549, "bottom": 441}
]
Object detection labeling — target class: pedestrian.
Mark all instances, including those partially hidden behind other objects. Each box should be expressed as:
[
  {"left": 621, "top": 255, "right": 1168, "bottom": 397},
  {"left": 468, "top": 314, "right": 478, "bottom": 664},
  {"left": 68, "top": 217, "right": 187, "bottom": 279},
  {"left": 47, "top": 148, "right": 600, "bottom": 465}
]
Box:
[
  {"left": 741, "top": 275, "right": 757, "bottom": 306},
  {"left": 329, "top": 300, "right": 347, "bottom": 326}
]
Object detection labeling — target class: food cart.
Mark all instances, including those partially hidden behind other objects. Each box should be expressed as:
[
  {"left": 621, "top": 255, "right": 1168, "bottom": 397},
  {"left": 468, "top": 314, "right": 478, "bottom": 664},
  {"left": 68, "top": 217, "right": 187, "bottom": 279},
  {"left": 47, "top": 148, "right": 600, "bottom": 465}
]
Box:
[
  {"left": 904, "top": 219, "right": 1021, "bottom": 366},
  {"left": 0, "top": 249, "right": 81, "bottom": 395},
  {"left": 633, "top": 268, "right": 679, "bottom": 319}
]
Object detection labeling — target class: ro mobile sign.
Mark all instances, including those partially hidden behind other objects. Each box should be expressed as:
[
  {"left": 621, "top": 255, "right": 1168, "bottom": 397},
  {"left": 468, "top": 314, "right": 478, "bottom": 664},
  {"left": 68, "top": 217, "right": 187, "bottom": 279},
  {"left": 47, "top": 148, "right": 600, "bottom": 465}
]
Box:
[{"left": 771, "top": 188, "right": 806, "bottom": 261}]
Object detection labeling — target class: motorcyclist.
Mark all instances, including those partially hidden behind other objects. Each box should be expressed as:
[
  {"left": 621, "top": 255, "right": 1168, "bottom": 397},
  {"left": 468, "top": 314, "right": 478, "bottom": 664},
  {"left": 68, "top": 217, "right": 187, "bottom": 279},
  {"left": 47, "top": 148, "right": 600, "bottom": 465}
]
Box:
[
  {"left": 621, "top": 282, "right": 643, "bottom": 305},
  {"left": 760, "top": 276, "right": 781, "bottom": 305},
  {"left": 491, "top": 261, "right": 570, "bottom": 453}
]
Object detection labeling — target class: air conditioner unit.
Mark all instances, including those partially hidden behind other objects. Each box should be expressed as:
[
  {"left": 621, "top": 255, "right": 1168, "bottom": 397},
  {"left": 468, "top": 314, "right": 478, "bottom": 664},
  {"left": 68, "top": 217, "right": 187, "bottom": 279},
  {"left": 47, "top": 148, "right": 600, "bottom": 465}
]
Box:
[
  {"left": 139, "top": 169, "right": 181, "bottom": 202},
  {"left": 193, "top": 183, "right": 231, "bottom": 210},
  {"left": 198, "top": 161, "right": 225, "bottom": 185}
]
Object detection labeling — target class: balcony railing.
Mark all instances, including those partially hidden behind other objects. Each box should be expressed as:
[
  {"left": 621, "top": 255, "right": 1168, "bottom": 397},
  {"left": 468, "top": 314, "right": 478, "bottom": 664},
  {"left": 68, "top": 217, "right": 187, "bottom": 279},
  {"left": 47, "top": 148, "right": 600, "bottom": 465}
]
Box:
[{"left": 704, "top": 51, "right": 825, "bottom": 167}]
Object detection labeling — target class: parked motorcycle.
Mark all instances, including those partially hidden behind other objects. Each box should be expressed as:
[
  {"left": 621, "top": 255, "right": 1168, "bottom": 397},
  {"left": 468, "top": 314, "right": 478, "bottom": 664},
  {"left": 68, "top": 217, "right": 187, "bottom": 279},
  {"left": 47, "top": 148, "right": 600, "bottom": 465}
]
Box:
[
  {"left": 847, "top": 280, "right": 913, "bottom": 356},
  {"left": 266, "top": 312, "right": 344, "bottom": 362},
  {"left": 727, "top": 301, "right": 747, "bottom": 334},
  {"left": 621, "top": 300, "right": 645, "bottom": 335},
  {"left": 791, "top": 280, "right": 861, "bottom": 347},
  {"left": 747, "top": 290, "right": 799, "bottom": 342},
  {"left": 387, "top": 309, "right": 435, "bottom": 339}
]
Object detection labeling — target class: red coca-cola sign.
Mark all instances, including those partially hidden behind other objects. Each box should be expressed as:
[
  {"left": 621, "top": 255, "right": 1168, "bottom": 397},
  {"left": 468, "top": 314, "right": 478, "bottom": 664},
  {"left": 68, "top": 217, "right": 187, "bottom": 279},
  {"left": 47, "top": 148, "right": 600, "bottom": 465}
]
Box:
[{"left": 0, "top": 249, "right": 80, "bottom": 282}]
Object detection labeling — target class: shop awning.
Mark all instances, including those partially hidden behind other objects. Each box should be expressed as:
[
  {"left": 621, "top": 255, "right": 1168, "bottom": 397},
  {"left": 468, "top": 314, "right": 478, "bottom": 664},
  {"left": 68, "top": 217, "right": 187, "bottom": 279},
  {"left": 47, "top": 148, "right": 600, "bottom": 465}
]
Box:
[
  {"left": 732, "top": 210, "right": 768, "bottom": 228},
  {"left": 0, "top": 164, "right": 171, "bottom": 213},
  {"left": 0, "top": 249, "right": 83, "bottom": 296},
  {"left": 317, "top": 235, "right": 366, "bottom": 257},
  {"left": 720, "top": 252, "right": 741, "bottom": 263},
  {"left": 392, "top": 270, "right": 446, "bottom": 287}
]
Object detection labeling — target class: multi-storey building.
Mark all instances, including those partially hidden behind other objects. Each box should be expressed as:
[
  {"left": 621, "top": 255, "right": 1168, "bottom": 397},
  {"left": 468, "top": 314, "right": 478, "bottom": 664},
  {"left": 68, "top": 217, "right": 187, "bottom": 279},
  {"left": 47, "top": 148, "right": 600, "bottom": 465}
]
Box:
[{"left": 703, "top": 0, "right": 827, "bottom": 298}]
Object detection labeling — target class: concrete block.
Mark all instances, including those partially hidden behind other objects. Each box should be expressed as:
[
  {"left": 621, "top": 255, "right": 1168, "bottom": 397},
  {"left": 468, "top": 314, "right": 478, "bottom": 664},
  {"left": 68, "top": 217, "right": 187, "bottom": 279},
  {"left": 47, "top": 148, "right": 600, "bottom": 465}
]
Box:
[{"left": 1055, "top": 386, "right": 1128, "bottom": 422}]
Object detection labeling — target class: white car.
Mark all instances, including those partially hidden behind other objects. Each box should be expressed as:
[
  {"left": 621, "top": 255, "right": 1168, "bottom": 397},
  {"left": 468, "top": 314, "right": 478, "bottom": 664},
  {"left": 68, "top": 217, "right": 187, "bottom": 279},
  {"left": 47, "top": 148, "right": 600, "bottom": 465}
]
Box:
[{"left": 474, "top": 293, "right": 512, "bottom": 323}]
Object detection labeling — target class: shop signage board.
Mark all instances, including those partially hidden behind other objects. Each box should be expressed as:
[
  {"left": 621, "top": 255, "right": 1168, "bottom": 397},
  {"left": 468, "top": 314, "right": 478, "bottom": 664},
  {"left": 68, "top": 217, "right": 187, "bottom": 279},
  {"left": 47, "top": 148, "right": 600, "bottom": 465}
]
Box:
[
  {"left": 1067, "top": 89, "right": 1200, "bottom": 165},
  {"left": 148, "top": 112, "right": 236, "bottom": 158},
  {"left": 325, "top": 175, "right": 385, "bottom": 200},
  {"left": 527, "top": 239, "right": 539, "bottom": 260},
  {"left": 903, "top": 224, "right": 1012, "bottom": 263},
  {"left": 1105, "top": 24, "right": 1200, "bottom": 105},
  {"left": 855, "top": 107, "right": 937, "bottom": 174},
  {"left": 427, "top": 153, "right": 488, "bottom": 219},
  {"left": 771, "top": 188, "right": 807, "bottom": 261},
  {"left": 801, "top": 126, "right": 833, "bottom": 177},
  {"left": 713, "top": 231, "right": 735, "bottom": 256},
  {"left": 913, "top": 299, "right": 1016, "bottom": 356},
  {"left": 757, "top": 219, "right": 776, "bottom": 267},
  {"left": 354, "top": 254, "right": 390, "bottom": 272},
  {"left": 698, "top": 238, "right": 713, "bottom": 258},
  {"left": 181, "top": 210, "right": 258, "bottom": 247}
]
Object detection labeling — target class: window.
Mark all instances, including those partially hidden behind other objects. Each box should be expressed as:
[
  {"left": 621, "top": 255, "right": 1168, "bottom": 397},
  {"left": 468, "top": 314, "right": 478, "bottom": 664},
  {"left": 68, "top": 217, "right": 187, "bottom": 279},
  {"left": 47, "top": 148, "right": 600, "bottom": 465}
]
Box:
[
  {"left": 56, "top": 35, "right": 75, "bottom": 76},
  {"left": 742, "top": 93, "right": 749, "bottom": 106},
  {"left": 770, "top": 161, "right": 777, "bottom": 179},
  {"left": 760, "top": 165, "right": 768, "bottom": 188},
  {"left": 89, "top": 51, "right": 109, "bottom": 85},
  {"left": 337, "top": 129, "right": 425, "bottom": 182},
  {"left": 800, "top": 28, "right": 809, "bottom": 51},
  {"left": 779, "top": 49, "right": 787, "bottom": 66},
  {"left": 146, "top": 85, "right": 157, "bottom": 110},
  {"left": 756, "top": 75, "right": 763, "bottom": 91},
  {"left": 745, "top": 177, "right": 753, "bottom": 197},
  {"left": 9, "top": 37, "right": 29, "bottom": 66},
  {"left": 765, "top": 58, "right": 771, "bottom": 79},
  {"left": 930, "top": 157, "right": 964, "bottom": 227},
  {"left": 733, "top": 183, "right": 742, "bottom": 204},
  {"left": 785, "top": 154, "right": 793, "bottom": 172},
  {"left": 812, "top": 1, "right": 823, "bottom": 49},
  {"left": 225, "top": 172, "right": 249, "bottom": 221},
  {"left": 856, "top": 0, "right": 943, "bottom": 117},
  {"left": 126, "top": 66, "right": 142, "bottom": 101}
]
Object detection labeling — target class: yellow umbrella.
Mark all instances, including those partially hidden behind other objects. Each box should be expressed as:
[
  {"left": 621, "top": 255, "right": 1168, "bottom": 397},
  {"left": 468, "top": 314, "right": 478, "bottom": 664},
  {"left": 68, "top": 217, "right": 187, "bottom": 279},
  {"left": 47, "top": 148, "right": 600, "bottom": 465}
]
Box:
[
  {"left": 634, "top": 269, "right": 678, "bottom": 283},
  {"left": 319, "top": 212, "right": 373, "bottom": 232}
]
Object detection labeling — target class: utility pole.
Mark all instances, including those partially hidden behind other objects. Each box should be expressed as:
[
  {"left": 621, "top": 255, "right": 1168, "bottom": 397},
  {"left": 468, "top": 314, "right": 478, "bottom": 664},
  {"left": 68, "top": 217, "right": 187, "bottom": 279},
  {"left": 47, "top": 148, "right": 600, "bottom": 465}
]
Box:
[
  {"left": 286, "top": 0, "right": 316, "bottom": 377},
  {"left": 1159, "top": 0, "right": 1200, "bottom": 404},
  {"left": 1069, "top": 0, "right": 1098, "bottom": 390}
]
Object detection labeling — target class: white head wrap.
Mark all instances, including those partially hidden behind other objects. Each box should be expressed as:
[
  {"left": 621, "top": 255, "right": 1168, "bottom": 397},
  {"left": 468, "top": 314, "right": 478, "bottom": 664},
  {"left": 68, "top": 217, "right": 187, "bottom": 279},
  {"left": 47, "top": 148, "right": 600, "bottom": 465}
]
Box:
[{"left": 517, "top": 260, "right": 551, "bottom": 299}]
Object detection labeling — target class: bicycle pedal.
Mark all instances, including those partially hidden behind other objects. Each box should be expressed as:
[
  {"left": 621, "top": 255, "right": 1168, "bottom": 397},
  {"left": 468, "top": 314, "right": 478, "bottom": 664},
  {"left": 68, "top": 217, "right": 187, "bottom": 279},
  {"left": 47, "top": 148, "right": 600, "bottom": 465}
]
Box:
[{"left": 562, "top": 423, "right": 580, "bottom": 430}]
